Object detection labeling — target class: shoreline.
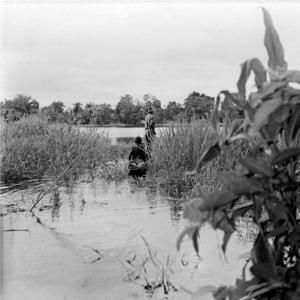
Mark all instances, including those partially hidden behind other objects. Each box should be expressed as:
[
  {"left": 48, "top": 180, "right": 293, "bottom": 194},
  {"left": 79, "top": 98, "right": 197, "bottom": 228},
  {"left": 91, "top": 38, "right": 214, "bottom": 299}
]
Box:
[{"left": 75, "top": 123, "right": 171, "bottom": 128}]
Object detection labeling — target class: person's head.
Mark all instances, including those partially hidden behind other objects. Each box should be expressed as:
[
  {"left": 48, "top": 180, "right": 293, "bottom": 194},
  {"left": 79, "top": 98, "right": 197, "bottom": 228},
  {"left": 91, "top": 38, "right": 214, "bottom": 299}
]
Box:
[
  {"left": 135, "top": 136, "right": 142, "bottom": 145},
  {"left": 147, "top": 107, "right": 154, "bottom": 114}
]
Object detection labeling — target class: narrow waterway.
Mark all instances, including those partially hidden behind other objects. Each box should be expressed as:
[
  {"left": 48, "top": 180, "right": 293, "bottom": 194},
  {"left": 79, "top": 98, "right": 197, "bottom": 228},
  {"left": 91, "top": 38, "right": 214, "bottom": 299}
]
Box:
[
  {"left": 1, "top": 177, "right": 253, "bottom": 300},
  {"left": 78, "top": 126, "right": 166, "bottom": 143}
]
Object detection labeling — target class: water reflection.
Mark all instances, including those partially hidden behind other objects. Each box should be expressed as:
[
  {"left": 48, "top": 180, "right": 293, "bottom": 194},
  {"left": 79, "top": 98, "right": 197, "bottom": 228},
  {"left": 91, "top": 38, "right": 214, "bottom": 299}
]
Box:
[
  {"left": 51, "top": 188, "right": 61, "bottom": 221},
  {"left": 168, "top": 199, "right": 184, "bottom": 223},
  {"left": 2, "top": 177, "right": 253, "bottom": 300}
]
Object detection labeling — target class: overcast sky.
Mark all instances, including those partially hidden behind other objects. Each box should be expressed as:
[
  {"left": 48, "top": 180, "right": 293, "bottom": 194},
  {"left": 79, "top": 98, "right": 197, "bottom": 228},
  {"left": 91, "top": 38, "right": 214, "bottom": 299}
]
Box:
[{"left": 1, "top": 1, "right": 300, "bottom": 108}]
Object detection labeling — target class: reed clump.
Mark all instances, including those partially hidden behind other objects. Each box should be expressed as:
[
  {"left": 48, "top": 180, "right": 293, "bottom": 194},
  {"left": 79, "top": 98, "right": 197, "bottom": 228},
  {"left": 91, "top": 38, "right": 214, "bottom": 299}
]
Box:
[
  {"left": 0, "top": 115, "right": 122, "bottom": 183},
  {"left": 148, "top": 121, "right": 248, "bottom": 197},
  {"left": 117, "top": 236, "right": 177, "bottom": 297}
]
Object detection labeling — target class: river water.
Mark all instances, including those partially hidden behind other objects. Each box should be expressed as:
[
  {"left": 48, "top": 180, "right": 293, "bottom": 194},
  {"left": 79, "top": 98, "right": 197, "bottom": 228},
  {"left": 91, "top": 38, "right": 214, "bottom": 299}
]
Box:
[
  {"left": 79, "top": 126, "right": 166, "bottom": 143},
  {"left": 1, "top": 127, "right": 253, "bottom": 300}
]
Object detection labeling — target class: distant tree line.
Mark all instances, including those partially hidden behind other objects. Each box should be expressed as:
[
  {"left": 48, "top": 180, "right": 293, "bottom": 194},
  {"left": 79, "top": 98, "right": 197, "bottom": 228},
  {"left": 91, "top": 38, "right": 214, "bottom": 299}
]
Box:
[{"left": 0, "top": 92, "right": 243, "bottom": 125}]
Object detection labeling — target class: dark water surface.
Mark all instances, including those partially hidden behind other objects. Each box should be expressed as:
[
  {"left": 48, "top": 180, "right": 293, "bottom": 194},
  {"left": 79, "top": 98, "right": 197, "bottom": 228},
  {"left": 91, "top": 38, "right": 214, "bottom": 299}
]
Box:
[{"left": 1, "top": 178, "right": 252, "bottom": 300}]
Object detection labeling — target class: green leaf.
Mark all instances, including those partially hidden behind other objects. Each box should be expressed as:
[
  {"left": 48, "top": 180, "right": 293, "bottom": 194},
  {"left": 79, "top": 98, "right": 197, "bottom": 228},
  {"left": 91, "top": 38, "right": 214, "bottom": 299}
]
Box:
[
  {"left": 183, "top": 198, "right": 203, "bottom": 222},
  {"left": 237, "top": 61, "right": 251, "bottom": 101},
  {"left": 271, "top": 203, "right": 289, "bottom": 225},
  {"left": 209, "top": 210, "right": 231, "bottom": 230},
  {"left": 192, "top": 227, "right": 200, "bottom": 255},
  {"left": 176, "top": 226, "right": 197, "bottom": 251},
  {"left": 191, "top": 184, "right": 208, "bottom": 198},
  {"left": 209, "top": 210, "right": 234, "bottom": 254},
  {"left": 191, "top": 285, "right": 217, "bottom": 300},
  {"left": 220, "top": 89, "right": 257, "bottom": 121},
  {"left": 229, "top": 119, "right": 243, "bottom": 137},
  {"left": 229, "top": 280, "right": 254, "bottom": 300},
  {"left": 238, "top": 251, "right": 252, "bottom": 260},
  {"left": 282, "top": 86, "right": 300, "bottom": 101},
  {"left": 220, "top": 90, "right": 243, "bottom": 108},
  {"left": 222, "top": 231, "right": 233, "bottom": 255},
  {"left": 266, "top": 227, "right": 289, "bottom": 238},
  {"left": 177, "top": 226, "right": 201, "bottom": 256},
  {"left": 254, "top": 98, "right": 282, "bottom": 132},
  {"left": 260, "top": 122, "right": 280, "bottom": 141},
  {"left": 246, "top": 282, "right": 290, "bottom": 299},
  {"left": 201, "top": 191, "right": 239, "bottom": 211},
  {"left": 192, "top": 142, "right": 221, "bottom": 174},
  {"left": 250, "top": 81, "right": 285, "bottom": 106},
  {"left": 245, "top": 282, "right": 269, "bottom": 293},
  {"left": 284, "top": 70, "right": 300, "bottom": 84},
  {"left": 244, "top": 103, "right": 257, "bottom": 121},
  {"left": 288, "top": 228, "right": 300, "bottom": 244},
  {"left": 232, "top": 201, "right": 253, "bottom": 219},
  {"left": 221, "top": 173, "right": 263, "bottom": 194},
  {"left": 260, "top": 103, "right": 291, "bottom": 140},
  {"left": 240, "top": 157, "right": 273, "bottom": 177},
  {"left": 271, "top": 147, "right": 300, "bottom": 165},
  {"left": 261, "top": 7, "right": 287, "bottom": 71},
  {"left": 248, "top": 91, "right": 262, "bottom": 107},
  {"left": 209, "top": 210, "right": 224, "bottom": 229},
  {"left": 285, "top": 107, "right": 300, "bottom": 145},
  {"left": 253, "top": 233, "right": 272, "bottom": 264},
  {"left": 183, "top": 198, "right": 211, "bottom": 223},
  {"left": 237, "top": 58, "right": 267, "bottom": 100},
  {"left": 252, "top": 58, "right": 267, "bottom": 89},
  {"left": 250, "top": 263, "right": 279, "bottom": 283},
  {"left": 213, "top": 285, "right": 232, "bottom": 300},
  {"left": 270, "top": 103, "right": 291, "bottom": 123}
]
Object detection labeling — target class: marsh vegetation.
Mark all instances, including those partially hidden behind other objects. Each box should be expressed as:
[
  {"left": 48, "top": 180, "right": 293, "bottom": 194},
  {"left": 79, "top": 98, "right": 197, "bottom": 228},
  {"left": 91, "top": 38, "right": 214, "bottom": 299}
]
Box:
[{"left": 0, "top": 115, "right": 130, "bottom": 184}]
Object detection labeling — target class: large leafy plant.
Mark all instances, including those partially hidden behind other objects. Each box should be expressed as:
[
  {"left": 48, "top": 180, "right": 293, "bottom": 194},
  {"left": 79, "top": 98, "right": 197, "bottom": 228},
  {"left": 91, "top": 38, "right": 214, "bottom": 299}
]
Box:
[{"left": 178, "top": 8, "right": 300, "bottom": 300}]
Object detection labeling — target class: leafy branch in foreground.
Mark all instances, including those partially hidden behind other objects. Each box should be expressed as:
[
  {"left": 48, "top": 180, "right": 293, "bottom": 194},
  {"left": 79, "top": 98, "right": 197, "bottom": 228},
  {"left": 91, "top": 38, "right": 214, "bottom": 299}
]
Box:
[{"left": 178, "top": 8, "right": 300, "bottom": 300}]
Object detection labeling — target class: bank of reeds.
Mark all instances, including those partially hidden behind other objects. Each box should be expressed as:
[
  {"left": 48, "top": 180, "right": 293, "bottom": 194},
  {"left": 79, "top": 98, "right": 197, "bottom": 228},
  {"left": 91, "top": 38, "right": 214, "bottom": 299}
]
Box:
[
  {"left": 0, "top": 115, "right": 128, "bottom": 183},
  {"left": 148, "top": 121, "right": 249, "bottom": 197}
]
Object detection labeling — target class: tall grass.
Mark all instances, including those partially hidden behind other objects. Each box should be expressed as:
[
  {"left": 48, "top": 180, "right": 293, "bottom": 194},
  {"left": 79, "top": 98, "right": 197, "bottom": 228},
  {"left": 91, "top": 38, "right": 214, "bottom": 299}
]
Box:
[
  {"left": 148, "top": 121, "right": 249, "bottom": 197},
  {"left": 0, "top": 115, "right": 125, "bottom": 183}
]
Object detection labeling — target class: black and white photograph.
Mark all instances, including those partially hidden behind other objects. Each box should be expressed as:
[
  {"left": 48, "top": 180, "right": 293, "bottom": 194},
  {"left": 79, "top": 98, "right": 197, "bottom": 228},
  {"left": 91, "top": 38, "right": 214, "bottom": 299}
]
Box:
[{"left": 1, "top": 0, "right": 300, "bottom": 299}]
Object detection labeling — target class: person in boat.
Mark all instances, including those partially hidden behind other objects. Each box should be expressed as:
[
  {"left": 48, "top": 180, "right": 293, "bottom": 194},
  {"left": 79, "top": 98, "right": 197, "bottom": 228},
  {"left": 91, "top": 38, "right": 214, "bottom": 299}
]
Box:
[
  {"left": 128, "top": 136, "right": 148, "bottom": 177},
  {"left": 144, "top": 107, "right": 156, "bottom": 152}
]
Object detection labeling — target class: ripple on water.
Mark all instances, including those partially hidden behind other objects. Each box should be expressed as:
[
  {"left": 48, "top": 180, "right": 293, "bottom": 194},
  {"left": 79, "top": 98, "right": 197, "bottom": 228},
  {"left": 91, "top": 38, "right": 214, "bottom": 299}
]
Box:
[{"left": 2, "top": 177, "right": 252, "bottom": 300}]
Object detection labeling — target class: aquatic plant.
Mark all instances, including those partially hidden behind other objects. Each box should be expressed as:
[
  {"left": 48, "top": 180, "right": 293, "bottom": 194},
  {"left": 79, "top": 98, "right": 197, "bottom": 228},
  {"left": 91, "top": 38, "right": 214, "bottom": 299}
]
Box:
[
  {"left": 117, "top": 235, "right": 178, "bottom": 297},
  {"left": 110, "top": 141, "right": 132, "bottom": 160},
  {"left": 0, "top": 115, "right": 122, "bottom": 183},
  {"left": 178, "top": 8, "right": 300, "bottom": 299},
  {"left": 149, "top": 121, "right": 248, "bottom": 197},
  {"left": 97, "top": 160, "right": 128, "bottom": 181}
]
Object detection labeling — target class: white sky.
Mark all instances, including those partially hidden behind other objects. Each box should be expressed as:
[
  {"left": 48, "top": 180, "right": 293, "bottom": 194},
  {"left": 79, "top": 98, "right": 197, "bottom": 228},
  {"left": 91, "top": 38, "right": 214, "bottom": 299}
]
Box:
[{"left": 1, "top": 1, "right": 300, "bottom": 108}]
